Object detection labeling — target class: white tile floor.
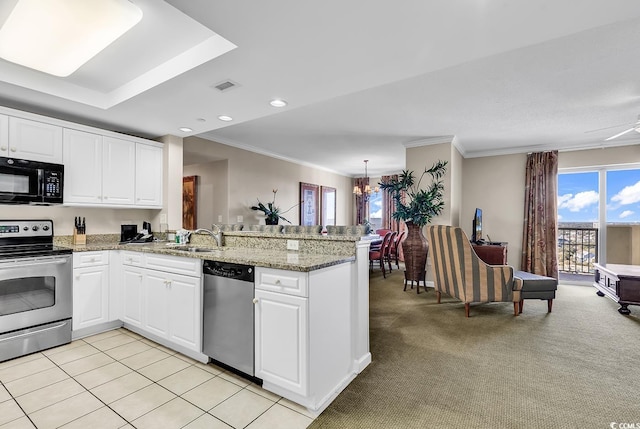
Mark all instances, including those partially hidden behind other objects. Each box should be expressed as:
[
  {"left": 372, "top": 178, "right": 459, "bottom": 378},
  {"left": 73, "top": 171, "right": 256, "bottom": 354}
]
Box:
[{"left": 0, "top": 328, "right": 314, "bottom": 429}]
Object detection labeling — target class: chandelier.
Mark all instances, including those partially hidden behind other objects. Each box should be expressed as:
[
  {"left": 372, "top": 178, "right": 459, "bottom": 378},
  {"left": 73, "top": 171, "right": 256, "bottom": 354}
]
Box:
[{"left": 353, "top": 160, "right": 379, "bottom": 199}]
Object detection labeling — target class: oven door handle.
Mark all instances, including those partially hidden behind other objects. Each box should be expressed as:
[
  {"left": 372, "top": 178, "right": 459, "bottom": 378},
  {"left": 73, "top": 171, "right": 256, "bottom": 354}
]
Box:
[
  {"left": 0, "top": 257, "right": 69, "bottom": 268},
  {"left": 0, "top": 321, "right": 70, "bottom": 343}
]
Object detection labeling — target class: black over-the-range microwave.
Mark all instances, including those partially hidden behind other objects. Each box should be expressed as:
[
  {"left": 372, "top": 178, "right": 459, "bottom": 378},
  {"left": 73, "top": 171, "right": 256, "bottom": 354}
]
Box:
[{"left": 0, "top": 156, "right": 64, "bottom": 205}]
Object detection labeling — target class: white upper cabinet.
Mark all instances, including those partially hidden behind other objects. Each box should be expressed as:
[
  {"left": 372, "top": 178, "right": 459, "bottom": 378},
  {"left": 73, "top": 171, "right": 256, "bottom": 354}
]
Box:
[
  {"left": 63, "top": 131, "right": 149, "bottom": 207},
  {"left": 102, "top": 136, "right": 135, "bottom": 206},
  {"left": 63, "top": 129, "right": 103, "bottom": 204},
  {"left": 0, "top": 115, "right": 7, "bottom": 155},
  {"left": 1, "top": 105, "right": 163, "bottom": 209},
  {"left": 8, "top": 117, "right": 63, "bottom": 163},
  {"left": 135, "top": 143, "right": 163, "bottom": 207}
]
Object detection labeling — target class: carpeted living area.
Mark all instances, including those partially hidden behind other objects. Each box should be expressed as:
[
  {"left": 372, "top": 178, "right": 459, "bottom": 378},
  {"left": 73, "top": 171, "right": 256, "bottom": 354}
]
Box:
[{"left": 310, "top": 267, "right": 640, "bottom": 428}]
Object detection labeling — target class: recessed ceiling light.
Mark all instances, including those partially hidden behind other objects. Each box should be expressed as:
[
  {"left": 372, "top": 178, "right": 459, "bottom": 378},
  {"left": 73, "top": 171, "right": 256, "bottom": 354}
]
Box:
[
  {"left": 270, "top": 99, "right": 288, "bottom": 108},
  {"left": 0, "top": 0, "right": 143, "bottom": 77},
  {"left": 179, "top": 127, "right": 193, "bottom": 132},
  {"left": 218, "top": 115, "right": 233, "bottom": 122}
]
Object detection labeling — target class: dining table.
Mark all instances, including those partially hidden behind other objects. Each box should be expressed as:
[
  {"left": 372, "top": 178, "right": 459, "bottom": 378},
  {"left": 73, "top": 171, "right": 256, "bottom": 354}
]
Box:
[{"left": 361, "top": 234, "right": 383, "bottom": 250}]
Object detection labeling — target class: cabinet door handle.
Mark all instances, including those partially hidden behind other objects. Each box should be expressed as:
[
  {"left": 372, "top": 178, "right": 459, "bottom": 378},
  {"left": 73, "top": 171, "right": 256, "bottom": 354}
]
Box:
[
  {"left": 252, "top": 298, "right": 258, "bottom": 304},
  {"left": 0, "top": 146, "right": 6, "bottom": 151},
  {"left": 10, "top": 147, "right": 16, "bottom": 152}
]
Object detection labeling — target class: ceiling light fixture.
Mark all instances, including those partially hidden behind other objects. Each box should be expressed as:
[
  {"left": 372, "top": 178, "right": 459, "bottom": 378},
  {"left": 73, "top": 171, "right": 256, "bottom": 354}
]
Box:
[
  {"left": 179, "top": 127, "right": 193, "bottom": 133},
  {"left": 0, "top": 0, "right": 143, "bottom": 77},
  {"left": 270, "top": 99, "right": 288, "bottom": 108},
  {"left": 353, "top": 160, "right": 379, "bottom": 200},
  {"left": 218, "top": 115, "right": 233, "bottom": 122}
]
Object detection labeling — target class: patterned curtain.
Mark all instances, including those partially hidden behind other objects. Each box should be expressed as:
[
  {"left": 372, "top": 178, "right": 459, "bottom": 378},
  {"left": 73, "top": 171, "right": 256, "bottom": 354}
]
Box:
[
  {"left": 521, "top": 151, "right": 559, "bottom": 278},
  {"left": 354, "top": 177, "right": 369, "bottom": 225}
]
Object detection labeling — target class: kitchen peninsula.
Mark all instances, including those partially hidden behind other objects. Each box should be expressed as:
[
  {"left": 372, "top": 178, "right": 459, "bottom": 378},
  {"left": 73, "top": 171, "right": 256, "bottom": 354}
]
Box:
[{"left": 62, "top": 230, "right": 371, "bottom": 415}]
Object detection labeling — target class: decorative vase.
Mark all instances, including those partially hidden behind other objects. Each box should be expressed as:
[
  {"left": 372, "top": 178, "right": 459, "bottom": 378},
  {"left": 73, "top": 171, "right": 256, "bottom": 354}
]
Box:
[
  {"left": 401, "top": 221, "right": 428, "bottom": 282},
  {"left": 265, "top": 217, "right": 279, "bottom": 225}
]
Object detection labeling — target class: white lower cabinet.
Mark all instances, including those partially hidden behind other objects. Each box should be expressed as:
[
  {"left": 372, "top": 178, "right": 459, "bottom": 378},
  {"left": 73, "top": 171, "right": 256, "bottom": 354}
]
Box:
[
  {"left": 121, "top": 252, "right": 202, "bottom": 354},
  {"left": 255, "top": 288, "right": 308, "bottom": 395},
  {"left": 121, "top": 265, "right": 144, "bottom": 329},
  {"left": 72, "top": 256, "right": 109, "bottom": 331},
  {"left": 254, "top": 263, "right": 353, "bottom": 412},
  {"left": 144, "top": 270, "right": 201, "bottom": 350}
]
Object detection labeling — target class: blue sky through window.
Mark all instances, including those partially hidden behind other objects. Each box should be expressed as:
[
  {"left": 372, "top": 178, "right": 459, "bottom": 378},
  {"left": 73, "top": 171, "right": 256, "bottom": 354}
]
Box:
[
  {"left": 558, "top": 169, "right": 640, "bottom": 223},
  {"left": 369, "top": 191, "right": 383, "bottom": 228}
]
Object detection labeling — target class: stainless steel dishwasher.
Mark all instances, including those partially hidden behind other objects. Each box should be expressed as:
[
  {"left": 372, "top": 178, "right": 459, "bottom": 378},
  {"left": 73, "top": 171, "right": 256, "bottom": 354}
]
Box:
[{"left": 202, "top": 260, "right": 255, "bottom": 376}]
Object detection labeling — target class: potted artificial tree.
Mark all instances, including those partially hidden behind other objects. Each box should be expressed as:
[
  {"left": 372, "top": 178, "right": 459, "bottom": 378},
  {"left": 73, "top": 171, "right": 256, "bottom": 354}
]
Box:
[{"left": 379, "top": 160, "right": 447, "bottom": 284}]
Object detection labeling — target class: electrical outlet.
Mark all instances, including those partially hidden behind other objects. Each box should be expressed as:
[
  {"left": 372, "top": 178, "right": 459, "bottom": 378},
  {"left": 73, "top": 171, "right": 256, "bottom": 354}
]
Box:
[
  {"left": 287, "top": 240, "right": 299, "bottom": 251},
  {"left": 159, "top": 214, "right": 167, "bottom": 224},
  {"left": 237, "top": 215, "right": 243, "bottom": 223},
  {"left": 218, "top": 215, "right": 223, "bottom": 222}
]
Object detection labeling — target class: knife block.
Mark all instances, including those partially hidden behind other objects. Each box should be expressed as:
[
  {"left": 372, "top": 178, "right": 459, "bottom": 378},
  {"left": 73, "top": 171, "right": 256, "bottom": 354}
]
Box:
[{"left": 73, "top": 228, "right": 86, "bottom": 245}]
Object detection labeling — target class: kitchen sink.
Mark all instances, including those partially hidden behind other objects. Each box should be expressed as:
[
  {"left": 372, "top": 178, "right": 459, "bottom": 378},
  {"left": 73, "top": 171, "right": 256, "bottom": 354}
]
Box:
[{"left": 170, "top": 246, "right": 219, "bottom": 253}]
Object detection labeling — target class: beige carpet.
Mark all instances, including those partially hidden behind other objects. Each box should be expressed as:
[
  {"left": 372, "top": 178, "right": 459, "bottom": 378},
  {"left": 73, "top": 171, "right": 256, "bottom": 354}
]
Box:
[{"left": 310, "top": 267, "right": 640, "bottom": 428}]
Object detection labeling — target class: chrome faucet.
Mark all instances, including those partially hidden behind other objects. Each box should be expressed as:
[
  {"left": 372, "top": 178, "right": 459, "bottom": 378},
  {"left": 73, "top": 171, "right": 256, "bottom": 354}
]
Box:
[{"left": 191, "top": 225, "right": 223, "bottom": 247}]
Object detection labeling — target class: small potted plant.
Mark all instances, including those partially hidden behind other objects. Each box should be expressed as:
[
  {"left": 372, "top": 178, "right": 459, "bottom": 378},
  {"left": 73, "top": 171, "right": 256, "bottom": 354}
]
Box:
[
  {"left": 251, "top": 189, "right": 301, "bottom": 225},
  {"left": 379, "top": 160, "right": 447, "bottom": 283}
]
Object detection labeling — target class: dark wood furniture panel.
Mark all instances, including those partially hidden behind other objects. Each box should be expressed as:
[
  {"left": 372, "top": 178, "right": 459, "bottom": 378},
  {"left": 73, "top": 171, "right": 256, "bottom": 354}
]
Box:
[
  {"left": 593, "top": 263, "right": 640, "bottom": 315},
  {"left": 472, "top": 243, "right": 508, "bottom": 265}
]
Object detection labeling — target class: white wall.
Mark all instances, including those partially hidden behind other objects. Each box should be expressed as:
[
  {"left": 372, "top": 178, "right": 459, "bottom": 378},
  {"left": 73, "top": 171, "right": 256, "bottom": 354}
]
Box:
[
  {"left": 155, "top": 135, "right": 183, "bottom": 231},
  {"left": 183, "top": 160, "right": 229, "bottom": 229},
  {"left": 184, "top": 136, "right": 354, "bottom": 226},
  {"left": 461, "top": 153, "right": 527, "bottom": 268},
  {"left": 558, "top": 145, "right": 640, "bottom": 169},
  {"left": 0, "top": 205, "right": 157, "bottom": 237},
  {"left": 405, "top": 142, "right": 459, "bottom": 226}
]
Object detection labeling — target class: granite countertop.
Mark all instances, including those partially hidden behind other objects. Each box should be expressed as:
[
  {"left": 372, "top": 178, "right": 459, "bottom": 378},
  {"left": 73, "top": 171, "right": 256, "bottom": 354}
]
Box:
[
  {"left": 222, "top": 231, "right": 363, "bottom": 241},
  {"left": 64, "top": 241, "right": 355, "bottom": 272}
]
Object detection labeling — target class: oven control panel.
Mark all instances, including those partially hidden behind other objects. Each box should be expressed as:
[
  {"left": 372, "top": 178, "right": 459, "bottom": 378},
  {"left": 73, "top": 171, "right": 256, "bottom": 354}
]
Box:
[{"left": 0, "top": 220, "right": 53, "bottom": 238}]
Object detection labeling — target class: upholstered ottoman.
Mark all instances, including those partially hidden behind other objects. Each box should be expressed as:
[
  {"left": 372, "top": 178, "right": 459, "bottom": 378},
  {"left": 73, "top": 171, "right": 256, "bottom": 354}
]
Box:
[{"left": 514, "top": 271, "right": 558, "bottom": 313}]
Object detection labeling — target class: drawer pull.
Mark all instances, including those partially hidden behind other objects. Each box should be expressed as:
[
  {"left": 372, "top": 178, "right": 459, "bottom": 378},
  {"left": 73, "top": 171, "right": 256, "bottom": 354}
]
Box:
[
  {"left": 253, "top": 298, "right": 258, "bottom": 304},
  {"left": 275, "top": 279, "right": 281, "bottom": 285}
]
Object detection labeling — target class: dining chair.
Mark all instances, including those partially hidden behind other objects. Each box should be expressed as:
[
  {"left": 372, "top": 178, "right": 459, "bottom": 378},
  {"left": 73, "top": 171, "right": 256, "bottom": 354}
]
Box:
[
  {"left": 382, "top": 231, "right": 397, "bottom": 273},
  {"left": 390, "top": 230, "right": 406, "bottom": 269},
  {"left": 369, "top": 231, "right": 394, "bottom": 278}
]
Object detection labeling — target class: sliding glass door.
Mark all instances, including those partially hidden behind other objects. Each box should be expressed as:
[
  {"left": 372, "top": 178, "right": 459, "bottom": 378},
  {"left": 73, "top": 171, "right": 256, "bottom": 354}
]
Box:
[
  {"left": 558, "top": 171, "right": 599, "bottom": 278},
  {"left": 558, "top": 165, "right": 640, "bottom": 280}
]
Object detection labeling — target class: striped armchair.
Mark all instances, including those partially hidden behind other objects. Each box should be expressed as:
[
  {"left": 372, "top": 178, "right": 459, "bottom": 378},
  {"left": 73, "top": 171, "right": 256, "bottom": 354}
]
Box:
[{"left": 426, "top": 225, "right": 523, "bottom": 317}]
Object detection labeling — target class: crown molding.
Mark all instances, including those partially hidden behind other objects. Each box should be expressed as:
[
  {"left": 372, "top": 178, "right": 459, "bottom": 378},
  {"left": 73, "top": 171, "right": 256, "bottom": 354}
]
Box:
[
  {"left": 462, "top": 139, "right": 640, "bottom": 159},
  {"left": 402, "top": 135, "right": 467, "bottom": 158},
  {"left": 402, "top": 136, "right": 454, "bottom": 148}
]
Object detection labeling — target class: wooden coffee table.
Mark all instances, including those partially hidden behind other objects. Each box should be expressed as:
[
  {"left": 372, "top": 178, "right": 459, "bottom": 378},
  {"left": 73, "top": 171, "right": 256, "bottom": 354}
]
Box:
[{"left": 593, "top": 263, "right": 640, "bottom": 315}]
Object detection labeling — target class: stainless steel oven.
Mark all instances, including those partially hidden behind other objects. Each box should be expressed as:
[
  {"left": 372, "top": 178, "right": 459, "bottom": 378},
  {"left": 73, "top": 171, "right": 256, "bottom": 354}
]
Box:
[{"left": 0, "top": 220, "right": 72, "bottom": 362}]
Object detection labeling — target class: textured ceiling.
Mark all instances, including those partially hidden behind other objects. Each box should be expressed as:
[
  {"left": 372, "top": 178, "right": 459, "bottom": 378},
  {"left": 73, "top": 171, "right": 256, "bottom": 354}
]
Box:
[{"left": 2, "top": 1, "right": 640, "bottom": 177}]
